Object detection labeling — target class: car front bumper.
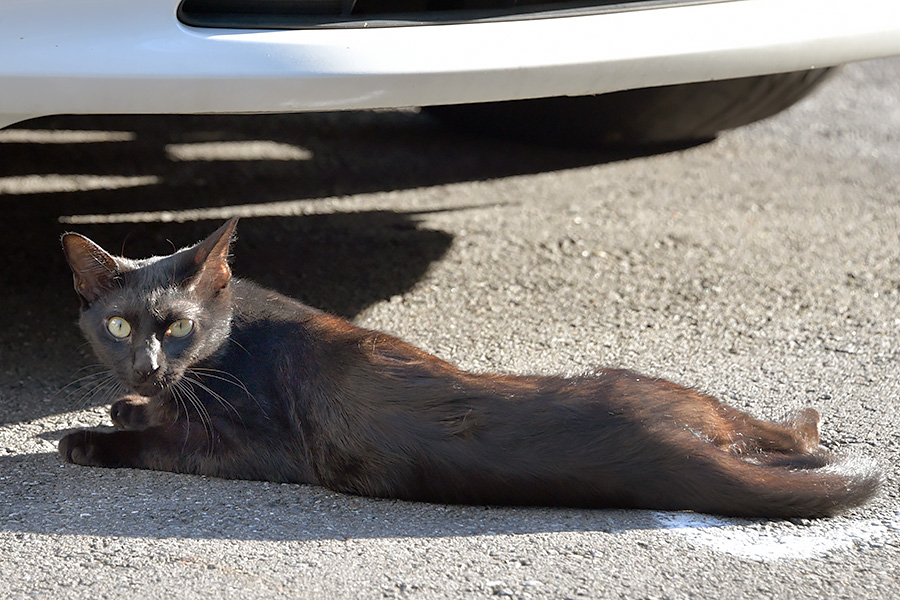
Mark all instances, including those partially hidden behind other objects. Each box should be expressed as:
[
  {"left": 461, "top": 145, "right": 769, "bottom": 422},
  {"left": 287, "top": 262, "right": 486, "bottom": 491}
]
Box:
[{"left": 2, "top": 0, "right": 900, "bottom": 128}]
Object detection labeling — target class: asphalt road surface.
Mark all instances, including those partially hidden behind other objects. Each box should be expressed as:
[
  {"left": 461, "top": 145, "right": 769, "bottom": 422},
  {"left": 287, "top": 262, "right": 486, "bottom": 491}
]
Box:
[{"left": 0, "top": 58, "right": 898, "bottom": 599}]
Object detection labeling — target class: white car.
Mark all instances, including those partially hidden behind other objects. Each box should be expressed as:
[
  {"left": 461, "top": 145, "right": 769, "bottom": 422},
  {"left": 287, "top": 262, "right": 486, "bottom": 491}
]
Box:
[{"left": 3, "top": 0, "right": 900, "bottom": 146}]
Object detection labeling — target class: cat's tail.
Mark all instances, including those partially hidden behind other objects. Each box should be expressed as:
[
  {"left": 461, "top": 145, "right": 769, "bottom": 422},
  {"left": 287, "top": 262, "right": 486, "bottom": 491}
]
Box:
[{"left": 663, "top": 451, "right": 881, "bottom": 518}]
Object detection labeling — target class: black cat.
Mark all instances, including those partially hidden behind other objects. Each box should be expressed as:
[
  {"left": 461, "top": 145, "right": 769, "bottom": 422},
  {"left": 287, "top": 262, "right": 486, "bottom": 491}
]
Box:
[{"left": 58, "top": 219, "right": 879, "bottom": 517}]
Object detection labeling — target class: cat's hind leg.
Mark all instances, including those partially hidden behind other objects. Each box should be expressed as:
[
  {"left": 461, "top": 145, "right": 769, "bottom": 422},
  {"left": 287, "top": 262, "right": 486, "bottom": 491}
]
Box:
[
  {"left": 783, "top": 407, "right": 821, "bottom": 450},
  {"left": 721, "top": 406, "right": 824, "bottom": 464}
]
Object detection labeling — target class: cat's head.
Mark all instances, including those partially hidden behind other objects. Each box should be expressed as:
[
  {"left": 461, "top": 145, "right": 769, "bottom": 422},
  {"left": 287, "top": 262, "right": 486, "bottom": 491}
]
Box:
[{"left": 61, "top": 219, "right": 238, "bottom": 397}]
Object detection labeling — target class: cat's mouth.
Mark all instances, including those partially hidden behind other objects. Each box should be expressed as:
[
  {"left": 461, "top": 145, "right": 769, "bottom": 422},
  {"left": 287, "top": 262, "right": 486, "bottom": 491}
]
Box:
[
  {"left": 130, "top": 380, "right": 165, "bottom": 397},
  {"left": 129, "top": 373, "right": 175, "bottom": 397}
]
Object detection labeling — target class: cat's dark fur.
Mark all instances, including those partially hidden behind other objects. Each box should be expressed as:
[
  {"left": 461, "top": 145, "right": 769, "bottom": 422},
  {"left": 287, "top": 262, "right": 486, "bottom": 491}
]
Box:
[{"left": 58, "top": 219, "right": 879, "bottom": 518}]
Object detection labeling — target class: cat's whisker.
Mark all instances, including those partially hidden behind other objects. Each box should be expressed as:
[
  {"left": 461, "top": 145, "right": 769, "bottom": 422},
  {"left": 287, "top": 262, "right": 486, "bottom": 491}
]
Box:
[
  {"left": 188, "top": 367, "right": 247, "bottom": 388},
  {"left": 107, "top": 380, "right": 127, "bottom": 408},
  {"left": 183, "top": 372, "right": 245, "bottom": 427},
  {"left": 52, "top": 366, "right": 111, "bottom": 402},
  {"left": 69, "top": 363, "right": 109, "bottom": 377},
  {"left": 169, "top": 383, "right": 196, "bottom": 455},
  {"left": 83, "top": 378, "right": 120, "bottom": 412},
  {"left": 183, "top": 384, "right": 213, "bottom": 437},
  {"left": 180, "top": 379, "right": 242, "bottom": 452},
  {"left": 225, "top": 335, "right": 253, "bottom": 358},
  {"left": 185, "top": 368, "right": 260, "bottom": 419},
  {"left": 63, "top": 371, "right": 120, "bottom": 413},
  {"left": 173, "top": 379, "right": 216, "bottom": 455},
  {"left": 93, "top": 377, "right": 119, "bottom": 406}
]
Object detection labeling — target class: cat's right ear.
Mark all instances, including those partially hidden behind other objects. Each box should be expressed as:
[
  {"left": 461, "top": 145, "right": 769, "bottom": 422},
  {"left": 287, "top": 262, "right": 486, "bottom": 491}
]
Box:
[{"left": 61, "top": 234, "right": 120, "bottom": 306}]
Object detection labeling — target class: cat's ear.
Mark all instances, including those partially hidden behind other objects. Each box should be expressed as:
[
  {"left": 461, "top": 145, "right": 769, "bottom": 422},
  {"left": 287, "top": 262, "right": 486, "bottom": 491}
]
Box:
[
  {"left": 186, "top": 218, "right": 238, "bottom": 294},
  {"left": 61, "top": 233, "right": 120, "bottom": 306}
]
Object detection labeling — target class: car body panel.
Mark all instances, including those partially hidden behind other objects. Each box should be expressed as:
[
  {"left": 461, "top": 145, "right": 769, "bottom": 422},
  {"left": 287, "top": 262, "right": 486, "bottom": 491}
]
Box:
[{"left": 2, "top": 0, "right": 900, "bottom": 128}]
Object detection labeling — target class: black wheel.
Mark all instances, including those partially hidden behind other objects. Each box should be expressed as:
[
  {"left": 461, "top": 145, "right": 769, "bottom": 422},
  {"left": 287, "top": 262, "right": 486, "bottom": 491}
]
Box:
[{"left": 425, "top": 68, "right": 835, "bottom": 149}]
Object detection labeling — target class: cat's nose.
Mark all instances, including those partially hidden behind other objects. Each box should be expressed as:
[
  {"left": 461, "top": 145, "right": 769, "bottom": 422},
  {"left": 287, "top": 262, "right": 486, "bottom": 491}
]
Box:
[
  {"left": 133, "top": 348, "right": 160, "bottom": 380},
  {"left": 134, "top": 366, "right": 160, "bottom": 382}
]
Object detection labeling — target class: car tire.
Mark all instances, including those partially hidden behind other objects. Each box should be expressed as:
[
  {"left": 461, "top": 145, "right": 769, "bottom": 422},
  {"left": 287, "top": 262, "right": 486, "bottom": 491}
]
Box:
[{"left": 425, "top": 68, "right": 834, "bottom": 149}]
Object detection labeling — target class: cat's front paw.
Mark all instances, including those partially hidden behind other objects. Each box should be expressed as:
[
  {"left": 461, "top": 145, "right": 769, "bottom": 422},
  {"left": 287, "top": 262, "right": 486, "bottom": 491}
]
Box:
[
  {"left": 59, "top": 430, "right": 122, "bottom": 467},
  {"left": 111, "top": 395, "right": 153, "bottom": 430}
]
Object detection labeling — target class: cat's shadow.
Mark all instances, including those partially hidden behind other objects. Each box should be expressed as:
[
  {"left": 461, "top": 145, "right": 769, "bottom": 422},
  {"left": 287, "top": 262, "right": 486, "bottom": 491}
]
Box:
[
  {"left": 0, "top": 450, "right": 748, "bottom": 541},
  {"left": 0, "top": 110, "right": 632, "bottom": 319},
  {"left": 0, "top": 110, "right": 670, "bottom": 318}
]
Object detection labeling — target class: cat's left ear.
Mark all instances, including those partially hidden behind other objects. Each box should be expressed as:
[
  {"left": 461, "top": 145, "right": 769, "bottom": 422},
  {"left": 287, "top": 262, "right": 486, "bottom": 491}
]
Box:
[
  {"left": 61, "top": 233, "right": 121, "bottom": 307},
  {"left": 186, "top": 218, "right": 238, "bottom": 294}
]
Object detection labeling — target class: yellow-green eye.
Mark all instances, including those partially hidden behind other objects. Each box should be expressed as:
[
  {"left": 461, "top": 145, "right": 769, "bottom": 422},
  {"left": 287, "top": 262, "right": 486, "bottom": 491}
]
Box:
[
  {"left": 106, "top": 316, "right": 131, "bottom": 339},
  {"left": 166, "top": 319, "right": 194, "bottom": 338}
]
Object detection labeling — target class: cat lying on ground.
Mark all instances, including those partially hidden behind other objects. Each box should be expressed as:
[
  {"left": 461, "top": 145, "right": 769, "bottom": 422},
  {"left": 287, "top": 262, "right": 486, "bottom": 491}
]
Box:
[{"left": 58, "top": 219, "right": 879, "bottom": 518}]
